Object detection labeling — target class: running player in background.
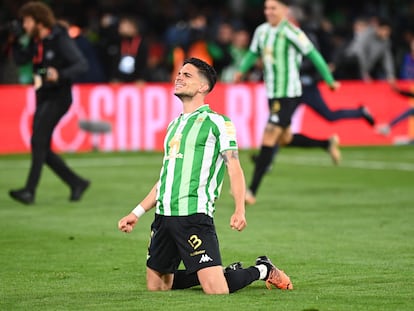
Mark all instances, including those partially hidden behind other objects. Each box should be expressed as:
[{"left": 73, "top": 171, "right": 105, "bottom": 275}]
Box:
[
  {"left": 250, "top": 5, "right": 375, "bottom": 172},
  {"left": 252, "top": 132, "right": 341, "bottom": 172},
  {"left": 292, "top": 5, "right": 375, "bottom": 126},
  {"left": 377, "top": 86, "right": 414, "bottom": 136},
  {"left": 235, "top": 0, "right": 339, "bottom": 205}
]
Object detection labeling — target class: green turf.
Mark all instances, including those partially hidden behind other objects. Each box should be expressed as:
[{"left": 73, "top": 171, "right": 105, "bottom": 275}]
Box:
[{"left": 1, "top": 146, "right": 413, "bottom": 311}]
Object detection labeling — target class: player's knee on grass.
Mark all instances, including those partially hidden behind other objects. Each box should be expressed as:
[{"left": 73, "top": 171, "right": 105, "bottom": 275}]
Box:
[
  {"left": 146, "top": 268, "right": 174, "bottom": 291},
  {"left": 197, "top": 266, "right": 229, "bottom": 294}
]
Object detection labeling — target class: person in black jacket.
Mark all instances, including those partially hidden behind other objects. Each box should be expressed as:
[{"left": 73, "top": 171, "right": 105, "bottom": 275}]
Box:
[
  {"left": 9, "top": 1, "right": 90, "bottom": 205},
  {"left": 99, "top": 15, "right": 149, "bottom": 83}
]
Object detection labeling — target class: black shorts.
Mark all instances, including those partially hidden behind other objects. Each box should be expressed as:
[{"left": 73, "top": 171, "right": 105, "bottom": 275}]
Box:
[
  {"left": 146, "top": 214, "right": 223, "bottom": 274},
  {"left": 267, "top": 97, "right": 301, "bottom": 128}
]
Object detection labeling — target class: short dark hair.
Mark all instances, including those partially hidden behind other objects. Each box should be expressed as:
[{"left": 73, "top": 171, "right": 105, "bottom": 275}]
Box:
[
  {"left": 183, "top": 58, "right": 217, "bottom": 93},
  {"left": 377, "top": 17, "right": 392, "bottom": 28},
  {"left": 19, "top": 1, "right": 56, "bottom": 28}
]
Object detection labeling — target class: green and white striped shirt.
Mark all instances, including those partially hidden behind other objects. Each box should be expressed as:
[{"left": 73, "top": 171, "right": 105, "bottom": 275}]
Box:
[
  {"left": 249, "top": 19, "right": 314, "bottom": 98},
  {"left": 155, "top": 105, "right": 238, "bottom": 217}
]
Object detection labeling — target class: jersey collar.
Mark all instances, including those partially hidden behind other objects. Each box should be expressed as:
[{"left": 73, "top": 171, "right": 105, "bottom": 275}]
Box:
[
  {"left": 181, "top": 104, "right": 210, "bottom": 118},
  {"left": 195, "top": 104, "right": 210, "bottom": 113}
]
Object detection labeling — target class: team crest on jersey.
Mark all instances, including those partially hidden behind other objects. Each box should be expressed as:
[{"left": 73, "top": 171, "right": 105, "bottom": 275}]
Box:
[
  {"left": 166, "top": 133, "right": 183, "bottom": 160},
  {"left": 263, "top": 47, "right": 274, "bottom": 63}
]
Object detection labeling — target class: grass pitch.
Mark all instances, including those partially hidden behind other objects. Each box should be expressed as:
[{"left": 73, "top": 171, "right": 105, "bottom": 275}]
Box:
[{"left": 0, "top": 146, "right": 413, "bottom": 311}]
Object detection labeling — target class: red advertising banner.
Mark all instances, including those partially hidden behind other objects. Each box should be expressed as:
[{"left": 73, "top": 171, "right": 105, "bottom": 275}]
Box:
[{"left": 0, "top": 81, "right": 413, "bottom": 154}]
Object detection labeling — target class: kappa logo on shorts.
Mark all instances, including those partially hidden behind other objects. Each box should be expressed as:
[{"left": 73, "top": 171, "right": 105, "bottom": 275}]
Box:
[
  {"left": 270, "top": 114, "right": 279, "bottom": 123},
  {"left": 199, "top": 254, "right": 213, "bottom": 263}
]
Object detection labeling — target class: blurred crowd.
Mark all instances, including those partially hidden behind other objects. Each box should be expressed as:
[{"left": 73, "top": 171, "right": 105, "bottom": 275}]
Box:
[{"left": 1, "top": 0, "right": 414, "bottom": 85}]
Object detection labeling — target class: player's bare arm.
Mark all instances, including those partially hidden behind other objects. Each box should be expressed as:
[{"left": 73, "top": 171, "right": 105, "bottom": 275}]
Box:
[
  {"left": 233, "top": 71, "right": 244, "bottom": 83},
  {"left": 222, "top": 150, "right": 247, "bottom": 231},
  {"left": 118, "top": 182, "right": 158, "bottom": 233}
]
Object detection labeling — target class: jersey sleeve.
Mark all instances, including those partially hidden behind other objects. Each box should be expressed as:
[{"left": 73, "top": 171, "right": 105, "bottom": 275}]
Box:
[
  {"left": 307, "top": 49, "right": 335, "bottom": 86},
  {"left": 285, "top": 24, "right": 314, "bottom": 55},
  {"left": 249, "top": 25, "right": 262, "bottom": 54},
  {"left": 213, "top": 115, "right": 238, "bottom": 152},
  {"left": 239, "top": 51, "right": 259, "bottom": 74},
  {"left": 58, "top": 30, "right": 89, "bottom": 80}
]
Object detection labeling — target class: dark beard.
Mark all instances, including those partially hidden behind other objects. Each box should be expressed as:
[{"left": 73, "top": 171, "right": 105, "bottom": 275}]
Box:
[{"left": 174, "top": 92, "right": 191, "bottom": 101}]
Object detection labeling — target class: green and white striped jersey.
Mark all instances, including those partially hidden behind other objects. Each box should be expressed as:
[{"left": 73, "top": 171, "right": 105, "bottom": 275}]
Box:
[
  {"left": 155, "top": 105, "right": 238, "bottom": 217},
  {"left": 249, "top": 19, "right": 314, "bottom": 98}
]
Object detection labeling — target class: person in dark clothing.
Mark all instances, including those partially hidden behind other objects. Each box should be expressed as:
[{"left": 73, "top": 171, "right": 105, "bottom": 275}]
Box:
[
  {"left": 377, "top": 87, "right": 414, "bottom": 137},
  {"left": 100, "top": 15, "right": 149, "bottom": 83},
  {"left": 9, "top": 1, "right": 90, "bottom": 205},
  {"left": 297, "top": 13, "right": 375, "bottom": 126},
  {"left": 59, "top": 18, "right": 106, "bottom": 83}
]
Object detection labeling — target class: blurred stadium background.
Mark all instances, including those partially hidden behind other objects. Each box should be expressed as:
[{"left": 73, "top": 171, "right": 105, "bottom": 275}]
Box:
[{"left": 1, "top": 0, "right": 414, "bottom": 152}]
